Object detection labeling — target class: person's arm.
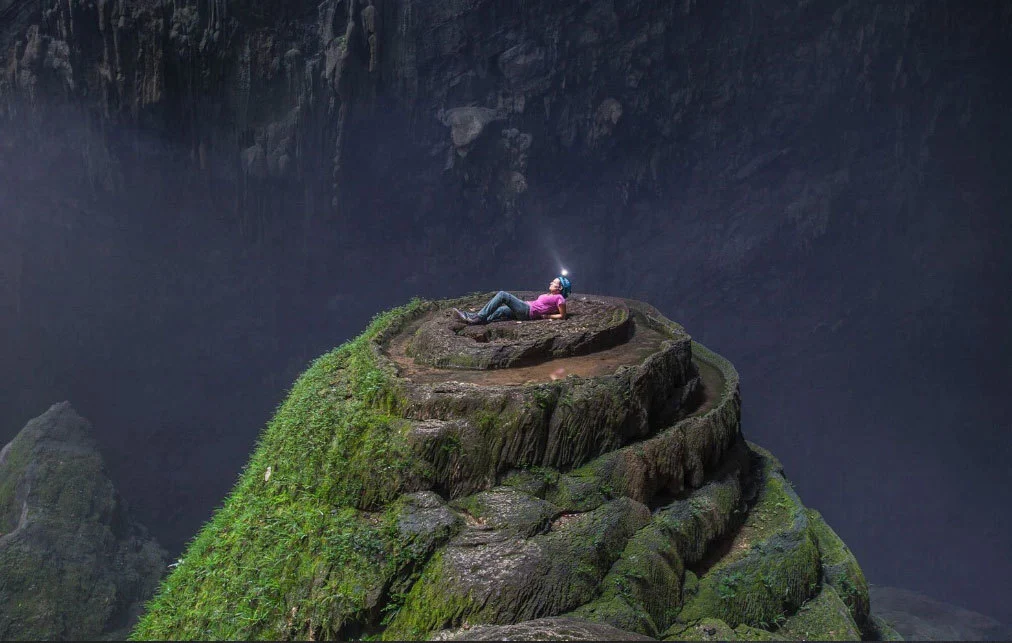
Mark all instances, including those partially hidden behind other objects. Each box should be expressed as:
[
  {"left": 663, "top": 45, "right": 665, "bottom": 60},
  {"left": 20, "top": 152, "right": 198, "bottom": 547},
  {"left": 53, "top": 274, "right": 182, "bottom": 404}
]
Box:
[{"left": 548, "top": 302, "right": 567, "bottom": 320}]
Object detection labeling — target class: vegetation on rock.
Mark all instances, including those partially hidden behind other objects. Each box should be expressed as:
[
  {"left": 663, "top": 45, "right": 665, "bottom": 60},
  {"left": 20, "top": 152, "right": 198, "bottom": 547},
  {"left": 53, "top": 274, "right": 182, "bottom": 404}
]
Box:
[{"left": 132, "top": 296, "right": 878, "bottom": 641}]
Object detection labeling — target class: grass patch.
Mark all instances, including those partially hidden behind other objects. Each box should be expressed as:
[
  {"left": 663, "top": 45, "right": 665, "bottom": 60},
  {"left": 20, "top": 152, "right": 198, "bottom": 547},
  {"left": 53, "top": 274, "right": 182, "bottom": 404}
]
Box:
[
  {"left": 677, "top": 448, "right": 820, "bottom": 629},
  {"left": 131, "top": 300, "right": 434, "bottom": 640}
]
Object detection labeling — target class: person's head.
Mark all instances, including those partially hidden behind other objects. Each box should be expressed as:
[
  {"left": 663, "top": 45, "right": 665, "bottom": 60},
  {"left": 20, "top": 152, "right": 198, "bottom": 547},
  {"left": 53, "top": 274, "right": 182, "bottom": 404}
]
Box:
[{"left": 549, "top": 275, "right": 572, "bottom": 298}]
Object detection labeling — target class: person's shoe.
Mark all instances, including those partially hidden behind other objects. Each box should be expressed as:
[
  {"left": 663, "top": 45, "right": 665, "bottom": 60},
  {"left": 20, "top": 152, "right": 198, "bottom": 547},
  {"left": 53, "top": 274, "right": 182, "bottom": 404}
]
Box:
[{"left": 453, "top": 308, "right": 483, "bottom": 324}]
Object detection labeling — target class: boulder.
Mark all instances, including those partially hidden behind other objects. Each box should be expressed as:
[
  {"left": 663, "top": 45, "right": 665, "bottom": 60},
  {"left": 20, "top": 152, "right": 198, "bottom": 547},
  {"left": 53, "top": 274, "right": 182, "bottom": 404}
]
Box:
[{"left": 0, "top": 402, "right": 168, "bottom": 641}]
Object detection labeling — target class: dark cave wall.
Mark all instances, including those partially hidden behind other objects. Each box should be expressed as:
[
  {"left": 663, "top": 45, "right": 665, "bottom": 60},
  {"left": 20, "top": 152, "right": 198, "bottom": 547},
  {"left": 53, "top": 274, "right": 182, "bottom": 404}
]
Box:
[{"left": 6, "top": 0, "right": 1008, "bottom": 255}]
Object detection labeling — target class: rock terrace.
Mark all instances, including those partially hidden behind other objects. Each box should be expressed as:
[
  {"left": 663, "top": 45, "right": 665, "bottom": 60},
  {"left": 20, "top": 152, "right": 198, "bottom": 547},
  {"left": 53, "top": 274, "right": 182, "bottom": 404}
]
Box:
[
  {"left": 405, "top": 293, "right": 634, "bottom": 371},
  {"left": 132, "top": 295, "right": 880, "bottom": 642}
]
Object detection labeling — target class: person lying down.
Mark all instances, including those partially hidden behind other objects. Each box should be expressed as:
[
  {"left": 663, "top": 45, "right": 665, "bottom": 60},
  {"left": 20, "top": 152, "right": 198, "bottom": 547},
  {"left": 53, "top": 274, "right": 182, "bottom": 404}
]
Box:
[{"left": 453, "top": 275, "right": 572, "bottom": 325}]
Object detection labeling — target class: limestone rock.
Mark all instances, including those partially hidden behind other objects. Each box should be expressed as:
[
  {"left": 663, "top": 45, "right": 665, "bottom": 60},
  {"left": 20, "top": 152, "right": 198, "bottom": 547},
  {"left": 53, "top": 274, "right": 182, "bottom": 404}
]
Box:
[
  {"left": 407, "top": 293, "right": 633, "bottom": 370},
  {"left": 441, "top": 107, "right": 503, "bottom": 149},
  {"left": 433, "top": 616, "right": 654, "bottom": 640},
  {"left": 0, "top": 402, "right": 168, "bottom": 641},
  {"left": 129, "top": 296, "right": 872, "bottom": 642},
  {"left": 775, "top": 584, "right": 862, "bottom": 641}
]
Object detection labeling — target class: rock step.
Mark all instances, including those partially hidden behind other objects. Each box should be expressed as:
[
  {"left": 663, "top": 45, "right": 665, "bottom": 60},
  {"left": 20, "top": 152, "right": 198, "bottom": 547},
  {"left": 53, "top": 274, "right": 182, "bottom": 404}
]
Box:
[
  {"left": 402, "top": 366, "right": 702, "bottom": 497},
  {"left": 774, "top": 584, "right": 862, "bottom": 641},
  {"left": 675, "top": 445, "right": 827, "bottom": 631},
  {"left": 406, "top": 294, "right": 633, "bottom": 370},
  {"left": 383, "top": 496, "right": 652, "bottom": 640},
  {"left": 432, "top": 617, "right": 655, "bottom": 641},
  {"left": 568, "top": 442, "right": 751, "bottom": 638},
  {"left": 401, "top": 319, "right": 741, "bottom": 507}
]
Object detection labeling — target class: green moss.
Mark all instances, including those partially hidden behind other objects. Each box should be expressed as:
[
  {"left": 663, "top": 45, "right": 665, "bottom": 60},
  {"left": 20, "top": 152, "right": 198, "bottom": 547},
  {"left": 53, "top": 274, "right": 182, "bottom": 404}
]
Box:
[
  {"left": 570, "top": 525, "right": 681, "bottom": 637},
  {"left": 677, "top": 449, "right": 820, "bottom": 630},
  {"left": 805, "top": 509, "right": 870, "bottom": 629},
  {"left": 132, "top": 300, "right": 436, "bottom": 640},
  {"left": 572, "top": 594, "right": 655, "bottom": 638},
  {"left": 544, "top": 471, "right": 607, "bottom": 513},
  {"left": 379, "top": 551, "right": 477, "bottom": 640},
  {"left": 0, "top": 438, "right": 32, "bottom": 533},
  {"left": 663, "top": 617, "right": 785, "bottom": 641},
  {"left": 774, "top": 584, "right": 861, "bottom": 641},
  {"left": 385, "top": 499, "right": 649, "bottom": 640},
  {"left": 689, "top": 341, "right": 739, "bottom": 401},
  {"left": 500, "top": 466, "right": 558, "bottom": 498}
]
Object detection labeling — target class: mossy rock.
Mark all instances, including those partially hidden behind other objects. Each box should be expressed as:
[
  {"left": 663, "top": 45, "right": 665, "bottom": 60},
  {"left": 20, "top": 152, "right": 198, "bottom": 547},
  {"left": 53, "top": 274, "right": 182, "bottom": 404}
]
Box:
[
  {"left": 449, "top": 485, "right": 559, "bottom": 539},
  {"left": 663, "top": 617, "right": 784, "bottom": 641},
  {"left": 569, "top": 443, "right": 750, "bottom": 638},
  {"left": 774, "top": 584, "right": 862, "bottom": 641},
  {"left": 676, "top": 445, "right": 821, "bottom": 630},
  {"left": 805, "top": 508, "right": 870, "bottom": 630},
  {"left": 131, "top": 296, "right": 869, "bottom": 642},
  {"left": 382, "top": 497, "right": 652, "bottom": 640},
  {"left": 0, "top": 403, "right": 167, "bottom": 640},
  {"left": 432, "top": 616, "right": 655, "bottom": 640},
  {"left": 864, "top": 613, "right": 904, "bottom": 641}
]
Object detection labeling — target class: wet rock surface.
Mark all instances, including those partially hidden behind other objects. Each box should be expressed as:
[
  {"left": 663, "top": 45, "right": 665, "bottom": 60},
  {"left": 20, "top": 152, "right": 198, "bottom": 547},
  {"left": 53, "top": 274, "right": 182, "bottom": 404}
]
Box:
[
  {"left": 389, "top": 296, "right": 704, "bottom": 498},
  {"left": 407, "top": 293, "right": 633, "bottom": 370},
  {"left": 431, "top": 616, "right": 656, "bottom": 641}
]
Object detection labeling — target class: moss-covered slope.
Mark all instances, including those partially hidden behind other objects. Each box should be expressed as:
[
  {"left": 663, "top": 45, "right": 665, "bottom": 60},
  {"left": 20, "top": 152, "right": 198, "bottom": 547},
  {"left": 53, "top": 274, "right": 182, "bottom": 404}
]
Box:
[{"left": 133, "top": 296, "right": 877, "bottom": 641}]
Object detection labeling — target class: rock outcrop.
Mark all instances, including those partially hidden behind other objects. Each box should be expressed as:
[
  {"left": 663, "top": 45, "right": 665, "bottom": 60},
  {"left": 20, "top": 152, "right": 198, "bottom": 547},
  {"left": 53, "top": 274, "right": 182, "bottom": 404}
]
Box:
[
  {"left": 132, "top": 295, "right": 879, "bottom": 641},
  {"left": 0, "top": 402, "right": 168, "bottom": 641}
]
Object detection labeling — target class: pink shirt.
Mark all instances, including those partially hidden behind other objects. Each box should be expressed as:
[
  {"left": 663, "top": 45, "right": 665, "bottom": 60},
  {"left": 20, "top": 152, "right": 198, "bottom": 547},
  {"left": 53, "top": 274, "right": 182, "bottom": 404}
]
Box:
[{"left": 526, "top": 293, "right": 566, "bottom": 319}]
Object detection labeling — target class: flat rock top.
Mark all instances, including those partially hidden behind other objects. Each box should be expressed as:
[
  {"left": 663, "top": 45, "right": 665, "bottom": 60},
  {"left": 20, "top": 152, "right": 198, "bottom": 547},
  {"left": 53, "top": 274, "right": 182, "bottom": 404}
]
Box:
[{"left": 404, "top": 293, "right": 634, "bottom": 371}]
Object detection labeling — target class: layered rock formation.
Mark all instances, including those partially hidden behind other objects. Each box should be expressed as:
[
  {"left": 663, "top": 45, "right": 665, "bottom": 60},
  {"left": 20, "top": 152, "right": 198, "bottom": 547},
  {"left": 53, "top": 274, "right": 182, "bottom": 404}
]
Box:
[
  {"left": 0, "top": 402, "right": 168, "bottom": 641},
  {"left": 132, "top": 295, "right": 883, "bottom": 640}
]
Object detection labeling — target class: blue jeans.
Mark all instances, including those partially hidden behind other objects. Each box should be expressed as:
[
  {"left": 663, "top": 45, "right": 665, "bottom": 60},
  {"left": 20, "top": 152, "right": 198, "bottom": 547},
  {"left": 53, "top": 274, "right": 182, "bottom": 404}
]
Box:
[{"left": 476, "top": 291, "right": 531, "bottom": 322}]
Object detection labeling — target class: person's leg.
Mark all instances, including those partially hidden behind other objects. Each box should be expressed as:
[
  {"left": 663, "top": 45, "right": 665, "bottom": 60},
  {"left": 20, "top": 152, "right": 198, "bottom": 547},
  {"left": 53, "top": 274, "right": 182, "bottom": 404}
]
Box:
[
  {"left": 501, "top": 292, "right": 531, "bottom": 320},
  {"left": 487, "top": 305, "right": 514, "bottom": 322},
  {"left": 475, "top": 291, "right": 515, "bottom": 321}
]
